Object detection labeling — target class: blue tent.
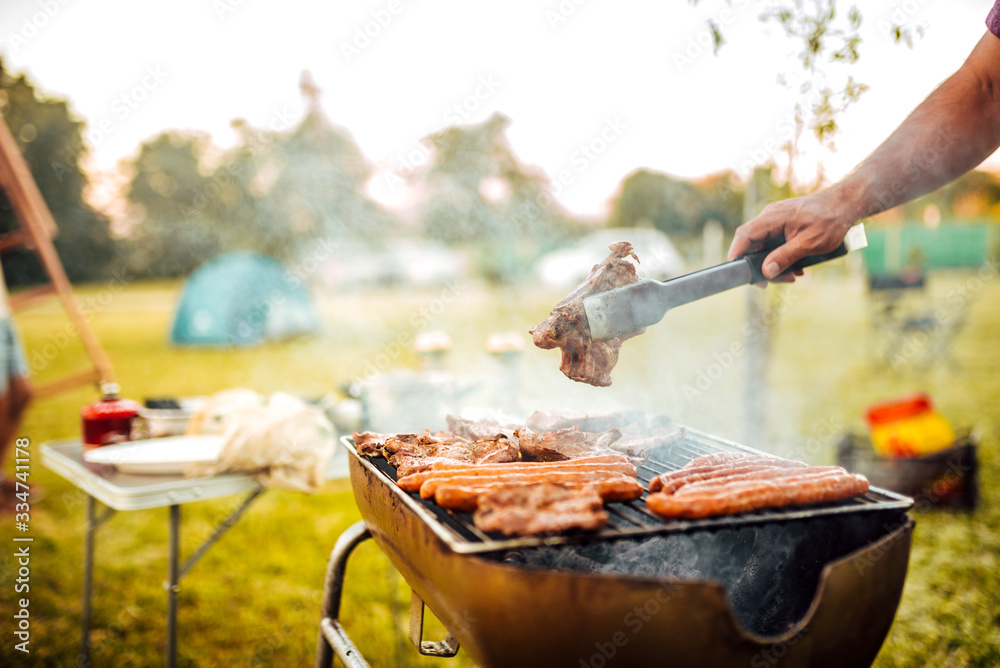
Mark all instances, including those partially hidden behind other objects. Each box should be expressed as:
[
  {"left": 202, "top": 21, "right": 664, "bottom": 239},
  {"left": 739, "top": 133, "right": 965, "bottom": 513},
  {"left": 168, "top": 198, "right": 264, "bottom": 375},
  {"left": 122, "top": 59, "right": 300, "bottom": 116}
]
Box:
[{"left": 171, "top": 252, "right": 319, "bottom": 346}]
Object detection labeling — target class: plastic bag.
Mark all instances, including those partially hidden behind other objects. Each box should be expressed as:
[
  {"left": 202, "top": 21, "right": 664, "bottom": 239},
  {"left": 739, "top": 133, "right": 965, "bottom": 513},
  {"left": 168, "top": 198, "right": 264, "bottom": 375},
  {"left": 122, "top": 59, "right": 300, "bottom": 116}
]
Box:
[{"left": 186, "top": 392, "right": 335, "bottom": 493}]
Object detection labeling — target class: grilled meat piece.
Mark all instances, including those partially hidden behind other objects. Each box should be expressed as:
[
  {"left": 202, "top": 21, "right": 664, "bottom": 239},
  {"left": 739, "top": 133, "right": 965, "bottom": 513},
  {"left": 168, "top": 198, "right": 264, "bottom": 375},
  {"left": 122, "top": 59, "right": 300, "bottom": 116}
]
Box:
[
  {"left": 685, "top": 451, "right": 802, "bottom": 469},
  {"left": 472, "top": 484, "right": 609, "bottom": 535},
  {"left": 612, "top": 424, "right": 685, "bottom": 454},
  {"left": 353, "top": 431, "right": 403, "bottom": 457},
  {"left": 530, "top": 242, "right": 644, "bottom": 387},
  {"left": 468, "top": 433, "right": 520, "bottom": 463},
  {"left": 522, "top": 411, "right": 680, "bottom": 457},
  {"left": 381, "top": 431, "right": 452, "bottom": 456},
  {"left": 393, "top": 456, "right": 467, "bottom": 479},
  {"left": 445, "top": 415, "right": 513, "bottom": 441},
  {"left": 515, "top": 426, "right": 622, "bottom": 461},
  {"left": 524, "top": 410, "right": 646, "bottom": 434},
  {"left": 434, "top": 475, "right": 641, "bottom": 513},
  {"left": 386, "top": 432, "right": 520, "bottom": 478}
]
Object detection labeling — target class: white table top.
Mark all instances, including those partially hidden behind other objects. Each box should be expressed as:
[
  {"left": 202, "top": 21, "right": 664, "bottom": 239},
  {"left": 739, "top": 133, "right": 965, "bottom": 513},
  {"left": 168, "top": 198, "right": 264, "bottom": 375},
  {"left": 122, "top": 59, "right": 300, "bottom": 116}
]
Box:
[{"left": 41, "top": 438, "right": 349, "bottom": 511}]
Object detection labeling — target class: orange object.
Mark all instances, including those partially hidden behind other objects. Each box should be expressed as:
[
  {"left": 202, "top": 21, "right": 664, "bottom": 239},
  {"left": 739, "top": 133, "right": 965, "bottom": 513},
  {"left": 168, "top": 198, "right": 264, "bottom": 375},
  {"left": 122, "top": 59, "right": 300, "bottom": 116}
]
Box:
[
  {"left": 81, "top": 383, "right": 141, "bottom": 449},
  {"left": 864, "top": 393, "right": 955, "bottom": 458}
]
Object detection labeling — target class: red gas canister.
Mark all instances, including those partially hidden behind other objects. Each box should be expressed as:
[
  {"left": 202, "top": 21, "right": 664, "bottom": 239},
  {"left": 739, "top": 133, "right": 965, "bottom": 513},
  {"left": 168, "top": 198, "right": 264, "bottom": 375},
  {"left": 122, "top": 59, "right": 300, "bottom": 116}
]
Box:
[{"left": 82, "top": 383, "right": 141, "bottom": 449}]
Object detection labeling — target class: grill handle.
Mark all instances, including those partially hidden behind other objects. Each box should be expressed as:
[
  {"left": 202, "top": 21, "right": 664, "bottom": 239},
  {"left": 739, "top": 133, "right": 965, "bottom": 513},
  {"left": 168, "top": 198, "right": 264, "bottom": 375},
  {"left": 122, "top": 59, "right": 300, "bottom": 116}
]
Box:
[
  {"left": 741, "top": 234, "right": 850, "bottom": 283},
  {"left": 315, "top": 521, "right": 374, "bottom": 668}
]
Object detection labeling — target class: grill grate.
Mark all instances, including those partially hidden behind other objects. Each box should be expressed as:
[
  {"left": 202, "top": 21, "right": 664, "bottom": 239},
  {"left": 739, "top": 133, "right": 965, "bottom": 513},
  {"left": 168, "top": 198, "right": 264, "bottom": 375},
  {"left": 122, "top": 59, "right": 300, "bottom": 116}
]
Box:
[{"left": 345, "top": 426, "right": 913, "bottom": 555}]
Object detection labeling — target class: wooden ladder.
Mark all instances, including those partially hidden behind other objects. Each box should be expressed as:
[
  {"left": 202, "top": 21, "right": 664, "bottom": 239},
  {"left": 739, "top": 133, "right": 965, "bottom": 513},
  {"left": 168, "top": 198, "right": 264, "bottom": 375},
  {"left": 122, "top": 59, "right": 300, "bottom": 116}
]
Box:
[{"left": 0, "top": 114, "right": 114, "bottom": 398}]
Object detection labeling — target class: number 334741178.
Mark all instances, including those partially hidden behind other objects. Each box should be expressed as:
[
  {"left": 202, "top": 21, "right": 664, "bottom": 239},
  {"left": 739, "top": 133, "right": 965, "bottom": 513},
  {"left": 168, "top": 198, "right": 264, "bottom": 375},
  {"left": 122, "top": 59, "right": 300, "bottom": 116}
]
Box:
[{"left": 14, "top": 437, "right": 30, "bottom": 519}]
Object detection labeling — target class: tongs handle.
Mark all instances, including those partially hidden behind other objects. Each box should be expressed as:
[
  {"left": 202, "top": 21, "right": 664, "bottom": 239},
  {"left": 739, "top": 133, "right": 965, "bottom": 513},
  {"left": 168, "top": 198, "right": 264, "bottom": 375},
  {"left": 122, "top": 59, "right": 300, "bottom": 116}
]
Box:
[{"left": 740, "top": 235, "right": 849, "bottom": 283}]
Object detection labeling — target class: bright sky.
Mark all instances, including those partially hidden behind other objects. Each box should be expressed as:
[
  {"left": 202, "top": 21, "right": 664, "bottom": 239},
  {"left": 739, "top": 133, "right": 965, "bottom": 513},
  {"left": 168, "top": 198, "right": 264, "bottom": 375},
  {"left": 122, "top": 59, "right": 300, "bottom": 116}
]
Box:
[{"left": 0, "top": 0, "right": 995, "bottom": 220}]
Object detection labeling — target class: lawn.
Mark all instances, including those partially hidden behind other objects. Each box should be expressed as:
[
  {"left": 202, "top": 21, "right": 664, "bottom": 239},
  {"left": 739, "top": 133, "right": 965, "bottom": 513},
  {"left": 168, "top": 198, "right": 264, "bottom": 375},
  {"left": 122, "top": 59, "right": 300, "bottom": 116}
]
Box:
[{"left": 0, "top": 264, "right": 997, "bottom": 667}]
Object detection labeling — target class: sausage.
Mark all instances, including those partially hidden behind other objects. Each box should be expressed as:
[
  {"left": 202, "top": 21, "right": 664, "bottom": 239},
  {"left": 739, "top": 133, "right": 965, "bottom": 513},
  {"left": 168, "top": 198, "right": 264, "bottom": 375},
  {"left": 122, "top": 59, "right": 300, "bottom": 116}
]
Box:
[
  {"left": 435, "top": 477, "right": 643, "bottom": 512},
  {"left": 645, "top": 473, "right": 869, "bottom": 520},
  {"left": 647, "top": 472, "right": 869, "bottom": 520},
  {"left": 650, "top": 462, "right": 801, "bottom": 494},
  {"left": 674, "top": 466, "right": 848, "bottom": 496},
  {"left": 397, "top": 456, "right": 635, "bottom": 492},
  {"left": 649, "top": 464, "right": 720, "bottom": 493},
  {"left": 686, "top": 451, "right": 806, "bottom": 469},
  {"left": 412, "top": 464, "right": 637, "bottom": 496},
  {"left": 685, "top": 452, "right": 758, "bottom": 468},
  {"left": 420, "top": 469, "right": 637, "bottom": 499},
  {"left": 402, "top": 461, "right": 637, "bottom": 492}
]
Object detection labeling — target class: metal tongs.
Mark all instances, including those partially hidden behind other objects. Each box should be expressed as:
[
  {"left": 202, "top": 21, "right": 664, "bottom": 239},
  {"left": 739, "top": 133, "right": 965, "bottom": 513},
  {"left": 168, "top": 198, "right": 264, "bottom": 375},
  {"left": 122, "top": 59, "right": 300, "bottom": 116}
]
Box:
[{"left": 583, "top": 224, "right": 868, "bottom": 341}]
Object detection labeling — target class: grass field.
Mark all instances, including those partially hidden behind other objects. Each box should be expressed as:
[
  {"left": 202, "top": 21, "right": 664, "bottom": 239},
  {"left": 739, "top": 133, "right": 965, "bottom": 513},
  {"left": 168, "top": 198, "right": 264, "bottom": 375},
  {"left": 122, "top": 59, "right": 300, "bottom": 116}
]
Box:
[{"left": 0, "top": 264, "right": 997, "bottom": 667}]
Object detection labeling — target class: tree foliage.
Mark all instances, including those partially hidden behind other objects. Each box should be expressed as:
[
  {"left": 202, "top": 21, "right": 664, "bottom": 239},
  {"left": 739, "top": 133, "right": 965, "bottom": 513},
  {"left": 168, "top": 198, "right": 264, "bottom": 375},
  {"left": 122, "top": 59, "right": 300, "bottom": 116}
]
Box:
[
  {"left": 123, "top": 131, "right": 221, "bottom": 278},
  {"left": 693, "top": 0, "right": 918, "bottom": 189},
  {"left": 608, "top": 168, "right": 747, "bottom": 236},
  {"left": 416, "top": 112, "right": 573, "bottom": 281},
  {"left": 124, "top": 102, "right": 397, "bottom": 279},
  {"left": 256, "top": 109, "right": 397, "bottom": 246},
  {"left": 896, "top": 170, "right": 1000, "bottom": 222},
  {"left": 759, "top": 0, "right": 868, "bottom": 154},
  {"left": 0, "top": 58, "right": 118, "bottom": 286}
]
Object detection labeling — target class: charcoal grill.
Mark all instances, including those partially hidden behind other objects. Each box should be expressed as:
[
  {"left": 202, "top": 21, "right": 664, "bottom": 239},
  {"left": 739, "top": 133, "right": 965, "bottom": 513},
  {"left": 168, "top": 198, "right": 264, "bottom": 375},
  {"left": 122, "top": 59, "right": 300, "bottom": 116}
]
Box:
[{"left": 316, "top": 424, "right": 914, "bottom": 668}]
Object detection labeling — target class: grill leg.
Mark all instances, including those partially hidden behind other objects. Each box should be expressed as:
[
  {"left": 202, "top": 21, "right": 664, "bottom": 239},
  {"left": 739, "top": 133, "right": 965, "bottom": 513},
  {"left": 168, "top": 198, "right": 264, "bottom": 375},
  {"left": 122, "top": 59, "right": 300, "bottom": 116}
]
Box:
[{"left": 315, "top": 521, "right": 372, "bottom": 668}]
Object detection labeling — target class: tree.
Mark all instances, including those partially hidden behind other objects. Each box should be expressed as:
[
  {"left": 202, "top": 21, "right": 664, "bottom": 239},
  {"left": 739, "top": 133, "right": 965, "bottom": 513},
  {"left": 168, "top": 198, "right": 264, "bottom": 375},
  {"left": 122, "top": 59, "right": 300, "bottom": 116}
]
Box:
[
  {"left": 0, "top": 58, "right": 118, "bottom": 285},
  {"left": 608, "top": 169, "right": 701, "bottom": 235},
  {"left": 123, "top": 131, "right": 222, "bottom": 278},
  {"left": 695, "top": 0, "right": 913, "bottom": 190},
  {"left": 124, "top": 75, "right": 399, "bottom": 279},
  {"left": 895, "top": 170, "right": 1000, "bottom": 223},
  {"left": 692, "top": 171, "right": 746, "bottom": 232},
  {"left": 607, "top": 168, "right": 748, "bottom": 236},
  {"left": 416, "top": 112, "right": 573, "bottom": 281},
  {"left": 251, "top": 94, "right": 398, "bottom": 249}
]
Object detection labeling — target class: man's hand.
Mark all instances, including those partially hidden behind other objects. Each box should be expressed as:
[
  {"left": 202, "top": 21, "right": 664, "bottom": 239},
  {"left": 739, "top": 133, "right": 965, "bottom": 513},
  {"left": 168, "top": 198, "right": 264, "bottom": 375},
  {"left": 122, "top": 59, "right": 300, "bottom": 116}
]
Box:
[
  {"left": 727, "top": 188, "right": 858, "bottom": 281},
  {"left": 726, "top": 30, "right": 1000, "bottom": 284}
]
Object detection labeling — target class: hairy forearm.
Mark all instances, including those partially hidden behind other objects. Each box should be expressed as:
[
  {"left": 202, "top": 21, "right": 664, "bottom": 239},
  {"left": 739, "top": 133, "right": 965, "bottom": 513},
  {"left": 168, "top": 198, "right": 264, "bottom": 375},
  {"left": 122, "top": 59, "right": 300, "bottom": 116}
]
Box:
[
  {"left": 728, "top": 33, "right": 1000, "bottom": 277},
  {"left": 836, "top": 34, "right": 1000, "bottom": 220}
]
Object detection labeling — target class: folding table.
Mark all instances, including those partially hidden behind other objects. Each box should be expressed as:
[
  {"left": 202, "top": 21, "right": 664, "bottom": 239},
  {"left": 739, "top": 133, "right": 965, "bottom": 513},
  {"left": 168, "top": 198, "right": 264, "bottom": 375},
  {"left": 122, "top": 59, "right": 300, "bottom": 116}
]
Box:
[{"left": 41, "top": 439, "right": 347, "bottom": 668}]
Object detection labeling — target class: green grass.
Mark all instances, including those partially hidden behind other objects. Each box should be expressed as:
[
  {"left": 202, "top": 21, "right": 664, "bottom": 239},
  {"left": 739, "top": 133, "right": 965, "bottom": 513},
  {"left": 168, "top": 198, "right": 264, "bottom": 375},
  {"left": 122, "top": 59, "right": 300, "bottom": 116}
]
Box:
[{"left": 0, "top": 267, "right": 997, "bottom": 667}]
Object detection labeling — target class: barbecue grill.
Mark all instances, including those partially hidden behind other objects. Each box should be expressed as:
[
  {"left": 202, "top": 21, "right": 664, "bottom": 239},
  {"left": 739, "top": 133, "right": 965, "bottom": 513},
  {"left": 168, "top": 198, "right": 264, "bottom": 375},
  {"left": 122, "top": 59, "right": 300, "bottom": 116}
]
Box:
[{"left": 316, "top": 424, "right": 914, "bottom": 668}]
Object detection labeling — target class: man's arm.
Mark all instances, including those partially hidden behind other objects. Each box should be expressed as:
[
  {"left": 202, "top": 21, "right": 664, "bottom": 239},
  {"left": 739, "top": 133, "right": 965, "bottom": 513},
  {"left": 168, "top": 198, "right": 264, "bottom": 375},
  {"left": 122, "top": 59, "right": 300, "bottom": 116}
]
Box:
[{"left": 729, "top": 31, "right": 1000, "bottom": 279}]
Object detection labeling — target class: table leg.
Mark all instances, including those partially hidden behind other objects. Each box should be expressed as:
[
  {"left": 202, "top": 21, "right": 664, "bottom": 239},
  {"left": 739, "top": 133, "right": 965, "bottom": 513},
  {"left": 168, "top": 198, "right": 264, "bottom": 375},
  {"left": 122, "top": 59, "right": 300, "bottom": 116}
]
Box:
[
  {"left": 80, "top": 495, "right": 95, "bottom": 667},
  {"left": 78, "top": 496, "right": 115, "bottom": 668},
  {"left": 167, "top": 504, "right": 180, "bottom": 668}
]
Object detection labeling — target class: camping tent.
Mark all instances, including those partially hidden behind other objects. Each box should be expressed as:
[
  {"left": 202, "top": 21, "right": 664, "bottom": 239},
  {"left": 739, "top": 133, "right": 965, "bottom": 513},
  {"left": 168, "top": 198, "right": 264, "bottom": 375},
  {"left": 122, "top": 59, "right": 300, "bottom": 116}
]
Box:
[{"left": 171, "top": 252, "right": 319, "bottom": 346}]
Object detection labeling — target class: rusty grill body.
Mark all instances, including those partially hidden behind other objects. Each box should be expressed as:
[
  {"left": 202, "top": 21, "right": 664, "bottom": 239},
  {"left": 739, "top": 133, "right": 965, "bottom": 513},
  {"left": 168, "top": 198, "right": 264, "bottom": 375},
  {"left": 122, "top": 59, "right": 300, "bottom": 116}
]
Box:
[{"left": 317, "top": 426, "right": 914, "bottom": 668}]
